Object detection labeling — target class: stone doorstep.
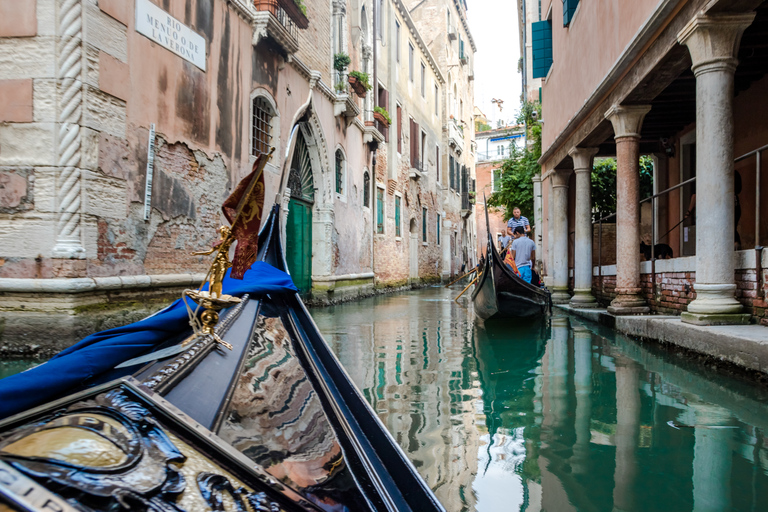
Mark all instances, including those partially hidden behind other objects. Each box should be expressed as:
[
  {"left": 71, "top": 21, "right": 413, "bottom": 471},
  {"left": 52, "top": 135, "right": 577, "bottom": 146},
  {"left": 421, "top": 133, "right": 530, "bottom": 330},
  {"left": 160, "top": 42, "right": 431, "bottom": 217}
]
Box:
[{"left": 557, "top": 304, "right": 768, "bottom": 375}]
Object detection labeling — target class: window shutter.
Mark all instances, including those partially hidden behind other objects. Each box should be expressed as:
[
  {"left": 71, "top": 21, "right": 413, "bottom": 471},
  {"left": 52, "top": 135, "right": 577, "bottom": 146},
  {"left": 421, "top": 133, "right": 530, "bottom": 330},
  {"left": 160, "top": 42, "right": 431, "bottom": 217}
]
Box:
[
  {"left": 410, "top": 119, "right": 417, "bottom": 164},
  {"left": 531, "top": 20, "right": 553, "bottom": 79},
  {"left": 415, "top": 121, "right": 420, "bottom": 169},
  {"left": 563, "top": 0, "right": 579, "bottom": 26}
]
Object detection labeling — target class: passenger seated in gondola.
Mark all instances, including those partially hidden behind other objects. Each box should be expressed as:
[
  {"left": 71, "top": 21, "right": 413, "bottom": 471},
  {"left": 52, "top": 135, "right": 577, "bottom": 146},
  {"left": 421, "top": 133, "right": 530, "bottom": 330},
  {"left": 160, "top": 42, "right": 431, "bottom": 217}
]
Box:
[{"left": 510, "top": 226, "right": 536, "bottom": 284}]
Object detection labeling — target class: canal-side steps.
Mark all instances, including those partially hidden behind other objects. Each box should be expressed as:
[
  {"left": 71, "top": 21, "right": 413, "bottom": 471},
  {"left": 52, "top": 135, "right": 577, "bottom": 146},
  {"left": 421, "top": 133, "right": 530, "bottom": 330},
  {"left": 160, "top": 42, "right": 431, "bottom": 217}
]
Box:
[{"left": 556, "top": 305, "right": 768, "bottom": 377}]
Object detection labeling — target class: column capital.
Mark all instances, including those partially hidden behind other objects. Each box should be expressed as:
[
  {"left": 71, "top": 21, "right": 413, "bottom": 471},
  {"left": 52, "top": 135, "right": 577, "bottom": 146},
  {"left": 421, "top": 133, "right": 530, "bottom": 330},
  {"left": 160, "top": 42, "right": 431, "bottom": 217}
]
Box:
[
  {"left": 677, "top": 13, "right": 755, "bottom": 76},
  {"left": 531, "top": 173, "right": 542, "bottom": 183},
  {"left": 551, "top": 168, "right": 572, "bottom": 188},
  {"left": 604, "top": 105, "right": 651, "bottom": 139},
  {"left": 568, "top": 147, "right": 600, "bottom": 172}
]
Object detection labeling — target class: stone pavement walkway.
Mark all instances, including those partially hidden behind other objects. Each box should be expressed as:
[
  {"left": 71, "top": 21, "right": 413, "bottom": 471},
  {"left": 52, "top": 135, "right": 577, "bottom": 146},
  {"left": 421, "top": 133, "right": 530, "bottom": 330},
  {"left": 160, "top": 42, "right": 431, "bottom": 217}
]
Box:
[{"left": 556, "top": 305, "right": 768, "bottom": 376}]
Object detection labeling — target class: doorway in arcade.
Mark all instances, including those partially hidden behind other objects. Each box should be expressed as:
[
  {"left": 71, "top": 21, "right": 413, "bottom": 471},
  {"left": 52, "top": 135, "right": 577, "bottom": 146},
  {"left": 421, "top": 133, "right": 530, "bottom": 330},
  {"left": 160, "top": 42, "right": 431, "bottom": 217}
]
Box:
[{"left": 285, "top": 130, "right": 314, "bottom": 298}]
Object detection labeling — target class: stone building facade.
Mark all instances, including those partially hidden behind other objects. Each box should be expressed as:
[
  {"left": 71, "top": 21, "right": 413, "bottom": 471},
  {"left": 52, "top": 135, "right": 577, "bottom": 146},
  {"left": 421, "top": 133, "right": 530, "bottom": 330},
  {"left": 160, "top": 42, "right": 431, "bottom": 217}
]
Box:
[
  {"left": 0, "top": 0, "right": 477, "bottom": 347},
  {"left": 528, "top": 0, "right": 768, "bottom": 325}
]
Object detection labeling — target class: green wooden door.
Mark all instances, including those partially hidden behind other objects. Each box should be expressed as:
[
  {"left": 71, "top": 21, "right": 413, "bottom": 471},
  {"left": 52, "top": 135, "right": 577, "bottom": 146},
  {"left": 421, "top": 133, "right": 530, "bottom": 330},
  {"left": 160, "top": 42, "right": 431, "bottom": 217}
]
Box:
[
  {"left": 285, "top": 128, "right": 315, "bottom": 297},
  {"left": 286, "top": 198, "right": 312, "bottom": 296}
]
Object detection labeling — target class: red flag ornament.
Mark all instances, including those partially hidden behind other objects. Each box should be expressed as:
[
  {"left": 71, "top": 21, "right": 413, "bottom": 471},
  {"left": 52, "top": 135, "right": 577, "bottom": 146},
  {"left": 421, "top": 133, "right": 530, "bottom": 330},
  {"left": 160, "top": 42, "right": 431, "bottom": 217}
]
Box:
[{"left": 221, "top": 156, "right": 267, "bottom": 279}]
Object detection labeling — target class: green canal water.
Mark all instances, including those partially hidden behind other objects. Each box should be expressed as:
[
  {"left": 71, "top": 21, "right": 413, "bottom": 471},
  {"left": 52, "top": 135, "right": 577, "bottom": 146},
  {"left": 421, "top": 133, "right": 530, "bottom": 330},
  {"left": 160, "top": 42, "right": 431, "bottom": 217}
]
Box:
[
  {"left": 311, "top": 286, "right": 768, "bottom": 512},
  {"left": 1, "top": 286, "right": 767, "bottom": 511}
]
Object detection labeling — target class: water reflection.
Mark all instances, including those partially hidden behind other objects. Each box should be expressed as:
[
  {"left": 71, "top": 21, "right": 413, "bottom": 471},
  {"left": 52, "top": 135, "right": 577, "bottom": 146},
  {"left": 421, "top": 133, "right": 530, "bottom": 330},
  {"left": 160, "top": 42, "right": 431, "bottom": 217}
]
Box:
[{"left": 311, "top": 286, "right": 768, "bottom": 512}]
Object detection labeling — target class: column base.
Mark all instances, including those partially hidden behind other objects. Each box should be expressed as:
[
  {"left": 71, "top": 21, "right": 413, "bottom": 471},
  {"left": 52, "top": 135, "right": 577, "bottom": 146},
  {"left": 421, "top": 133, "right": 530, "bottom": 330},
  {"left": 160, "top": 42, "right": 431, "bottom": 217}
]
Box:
[
  {"left": 687, "top": 283, "right": 743, "bottom": 315},
  {"left": 551, "top": 287, "right": 571, "bottom": 304},
  {"left": 570, "top": 289, "right": 598, "bottom": 308},
  {"left": 607, "top": 290, "right": 649, "bottom": 315},
  {"left": 681, "top": 312, "right": 751, "bottom": 326}
]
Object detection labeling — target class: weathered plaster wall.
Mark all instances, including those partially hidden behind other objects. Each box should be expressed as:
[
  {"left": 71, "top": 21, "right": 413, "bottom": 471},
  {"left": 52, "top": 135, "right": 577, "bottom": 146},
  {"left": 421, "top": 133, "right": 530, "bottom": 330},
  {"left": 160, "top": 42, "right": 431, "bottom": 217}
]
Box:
[{"left": 541, "top": 0, "right": 659, "bottom": 151}]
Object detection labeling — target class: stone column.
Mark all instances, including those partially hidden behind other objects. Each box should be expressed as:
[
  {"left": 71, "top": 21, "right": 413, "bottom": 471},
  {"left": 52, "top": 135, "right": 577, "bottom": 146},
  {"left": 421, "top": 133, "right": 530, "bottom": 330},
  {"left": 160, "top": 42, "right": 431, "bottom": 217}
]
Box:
[
  {"left": 545, "top": 175, "right": 555, "bottom": 285},
  {"left": 569, "top": 147, "right": 599, "bottom": 308},
  {"left": 52, "top": 0, "right": 86, "bottom": 259},
  {"left": 605, "top": 105, "right": 652, "bottom": 315},
  {"left": 532, "top": 173, "right": 543, "bottom": 272},
  {"left": 678, "top": 14, "right": 755, "bottom": 325},
  {"left": 551, "top": 170, "right": 573, "bottom": 304}
]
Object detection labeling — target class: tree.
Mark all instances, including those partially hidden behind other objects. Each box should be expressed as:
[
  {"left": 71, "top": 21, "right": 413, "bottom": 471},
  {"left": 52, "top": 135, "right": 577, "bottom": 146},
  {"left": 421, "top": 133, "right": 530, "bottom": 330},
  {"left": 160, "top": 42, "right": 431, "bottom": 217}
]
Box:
[
  {"left": 487, "top": 101, "right": 541, "bottom": 221},
  {"left": 591, "top": 156, "right": 654, "bottom": 221}
]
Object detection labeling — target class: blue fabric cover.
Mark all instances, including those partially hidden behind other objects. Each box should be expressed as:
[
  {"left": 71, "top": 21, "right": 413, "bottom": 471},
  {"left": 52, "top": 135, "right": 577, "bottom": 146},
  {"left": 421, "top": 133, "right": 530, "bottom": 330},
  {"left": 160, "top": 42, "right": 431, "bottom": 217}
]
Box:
[{"left": 0, "top": 262, "right": 297, "bottom": 420}]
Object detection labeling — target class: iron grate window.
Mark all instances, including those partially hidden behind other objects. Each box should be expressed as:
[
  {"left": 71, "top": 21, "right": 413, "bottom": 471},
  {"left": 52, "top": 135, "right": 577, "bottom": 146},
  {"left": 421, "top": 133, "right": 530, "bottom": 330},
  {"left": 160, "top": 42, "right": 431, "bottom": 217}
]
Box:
[
  {"left": 422, "top": 207, "right": 427, "bottom": 242},
  {"left": 335, "top": 149, "right": 344, "bottom": 194},
  {"left": 252, "top": 96, "right": 273, "bottom": 157},
  {"left": 363, "top": 171, "right": 370, "bottom": 207}
]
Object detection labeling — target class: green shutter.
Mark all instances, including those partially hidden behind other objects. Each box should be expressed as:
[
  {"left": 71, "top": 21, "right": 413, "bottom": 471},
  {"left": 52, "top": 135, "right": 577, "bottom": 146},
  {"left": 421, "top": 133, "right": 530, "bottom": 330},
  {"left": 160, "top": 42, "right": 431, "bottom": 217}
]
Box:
[
  {"left": 376, "top": 188, "right": 384, "bottom": 234},
  {"left": 395, "top": 196, "right": 401, "bottom": 237},
  {"left": 422, "top": 208, "right": 427, "bottom": 242},
  {"left": 531, "top": 20, "right": 552, "bottom": 79},
  {"left": 563, "top": 0, "right": 579, "bottom": 26},
  {"left": 437, "top": 214, "right": 441, "bottom": 244}
]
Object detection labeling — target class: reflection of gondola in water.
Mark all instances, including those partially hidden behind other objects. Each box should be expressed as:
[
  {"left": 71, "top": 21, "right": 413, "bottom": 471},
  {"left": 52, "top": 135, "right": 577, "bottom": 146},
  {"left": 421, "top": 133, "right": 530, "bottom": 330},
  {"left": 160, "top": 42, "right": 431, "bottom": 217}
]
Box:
[
  {"left": 471, "top": 200, "right": 551, "bottom": 319},
  {"left": 0, "top": 124, "right": 444, "bottom": 511}
]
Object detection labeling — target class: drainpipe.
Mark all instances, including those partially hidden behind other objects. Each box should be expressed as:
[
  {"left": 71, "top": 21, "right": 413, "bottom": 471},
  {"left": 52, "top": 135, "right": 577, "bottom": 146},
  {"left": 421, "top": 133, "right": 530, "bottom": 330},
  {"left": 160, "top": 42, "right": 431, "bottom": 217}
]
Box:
[
  {"left": 373, "top": 0, "right": 378, "bottom": 112},
  {"left": 372, "top": 151, "right": 377, "bottom": 283},
  {"left": 757, "top": 246, "right": 764, "bottom": 299}
]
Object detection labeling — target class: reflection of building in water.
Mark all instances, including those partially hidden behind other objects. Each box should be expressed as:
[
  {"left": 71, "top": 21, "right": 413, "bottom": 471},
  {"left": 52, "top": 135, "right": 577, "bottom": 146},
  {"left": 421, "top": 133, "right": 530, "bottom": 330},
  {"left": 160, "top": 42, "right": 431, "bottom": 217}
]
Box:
[
  {"left": 534, "top": 315, "right": 768, "bottom": 512},
  {"left": 219, "top": 314, "right": 363, "bottom": 509},
  {"left": 321, "top": 294, "right": 482, "bottom": 511}
]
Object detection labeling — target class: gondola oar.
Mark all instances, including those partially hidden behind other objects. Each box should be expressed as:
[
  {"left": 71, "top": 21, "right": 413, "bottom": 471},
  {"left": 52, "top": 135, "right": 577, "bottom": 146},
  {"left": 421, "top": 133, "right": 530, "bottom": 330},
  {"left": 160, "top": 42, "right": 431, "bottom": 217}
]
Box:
[
  {"left": 454, "top": 274, "right": 479, "bottom": 302},
  {"left": 445, "top": 268, "right": 477, "bottom": 287}
]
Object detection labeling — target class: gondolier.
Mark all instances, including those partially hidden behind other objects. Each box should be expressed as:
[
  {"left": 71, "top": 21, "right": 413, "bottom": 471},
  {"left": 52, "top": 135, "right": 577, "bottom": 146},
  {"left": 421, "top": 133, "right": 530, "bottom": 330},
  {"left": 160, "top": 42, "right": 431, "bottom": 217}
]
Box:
[
  {"left": 506, "top": 207, "right": 530, "bottom": 236},
  {"left": 510, "top": 226, "right": 536, "bottom": 283}
]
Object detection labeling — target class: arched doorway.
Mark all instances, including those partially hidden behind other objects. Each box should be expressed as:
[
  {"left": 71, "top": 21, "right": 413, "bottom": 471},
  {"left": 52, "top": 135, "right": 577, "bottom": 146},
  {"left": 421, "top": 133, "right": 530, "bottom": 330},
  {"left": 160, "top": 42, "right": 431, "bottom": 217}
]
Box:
[
  {"left": 286, "top": 130, "right": 315, "bottom": 297},
  {"left": 409, "top": 218, "right": 419, "bottom": 281}
]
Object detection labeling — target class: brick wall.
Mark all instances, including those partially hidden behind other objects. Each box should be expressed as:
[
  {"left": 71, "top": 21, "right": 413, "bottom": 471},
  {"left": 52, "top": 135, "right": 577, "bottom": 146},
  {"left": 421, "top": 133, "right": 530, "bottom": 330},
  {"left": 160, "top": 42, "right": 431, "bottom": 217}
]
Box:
[{"left": 591, "top": 267, "right": 768, "bottom": 323}]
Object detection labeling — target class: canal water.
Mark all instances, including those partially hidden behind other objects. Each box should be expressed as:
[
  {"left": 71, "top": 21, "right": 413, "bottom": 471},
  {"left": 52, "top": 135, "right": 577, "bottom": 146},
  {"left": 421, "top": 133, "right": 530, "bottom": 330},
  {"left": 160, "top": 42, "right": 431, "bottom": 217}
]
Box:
[{"left": 311, "top": 286, "right": 768, "bottom": 512}]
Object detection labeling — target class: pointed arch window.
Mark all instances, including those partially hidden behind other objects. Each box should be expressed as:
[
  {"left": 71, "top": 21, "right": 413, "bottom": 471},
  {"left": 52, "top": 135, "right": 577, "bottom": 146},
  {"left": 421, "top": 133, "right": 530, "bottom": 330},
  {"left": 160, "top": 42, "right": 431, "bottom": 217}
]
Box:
[
  {"left": 363, "top": 171, "right": 370, "bottom": 207},
  {"left": 335, "top": 149, "right": 345, "bottom": 195}
]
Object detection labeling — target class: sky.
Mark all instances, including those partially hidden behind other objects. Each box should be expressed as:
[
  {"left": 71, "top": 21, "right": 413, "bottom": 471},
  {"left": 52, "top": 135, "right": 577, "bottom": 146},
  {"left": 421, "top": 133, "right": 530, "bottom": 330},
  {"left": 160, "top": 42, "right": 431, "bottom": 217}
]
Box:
[{"left": 466, "top": 0, "right": 523, "bottom": 128}]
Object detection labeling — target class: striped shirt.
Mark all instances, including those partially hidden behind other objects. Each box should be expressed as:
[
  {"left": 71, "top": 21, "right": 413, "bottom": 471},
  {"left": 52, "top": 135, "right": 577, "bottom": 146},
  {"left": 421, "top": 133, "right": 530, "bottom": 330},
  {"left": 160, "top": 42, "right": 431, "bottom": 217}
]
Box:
[{"left": 507, "top": 215, "right": 530, "bottom": 232}]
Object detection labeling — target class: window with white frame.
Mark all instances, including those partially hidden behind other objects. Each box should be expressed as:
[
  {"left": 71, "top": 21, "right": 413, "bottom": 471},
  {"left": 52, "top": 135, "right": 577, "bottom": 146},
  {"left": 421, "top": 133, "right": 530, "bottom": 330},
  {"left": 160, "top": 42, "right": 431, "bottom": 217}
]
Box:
[
  {"left": 409, "top": 43, "right": 414, "bottom": 82},
  {"left": 421, "top": 62, "right": 426, "bottom": 97}
]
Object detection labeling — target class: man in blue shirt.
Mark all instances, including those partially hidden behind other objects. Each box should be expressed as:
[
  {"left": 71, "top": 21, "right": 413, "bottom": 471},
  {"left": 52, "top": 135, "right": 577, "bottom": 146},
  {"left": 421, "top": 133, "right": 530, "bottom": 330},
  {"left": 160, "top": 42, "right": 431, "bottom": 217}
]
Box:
[
  {"left": 506, "top": 207, "right": 530, "bottom": 237},
  {"left": 510, "top": 226, "right": 536, "bottom": 283}
]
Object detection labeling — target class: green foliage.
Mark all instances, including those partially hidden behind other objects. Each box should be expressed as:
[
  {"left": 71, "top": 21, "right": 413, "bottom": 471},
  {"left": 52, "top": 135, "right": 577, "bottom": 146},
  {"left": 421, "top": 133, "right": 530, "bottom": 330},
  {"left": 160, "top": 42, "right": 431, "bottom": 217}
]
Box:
[
  {"left": 475, "top": 120, "right": 492, "bottom": 132},
  {"left": 349, "top": 70, "right": 372, "bottom": 91},
  {"left": 333, "top": 52, "right": 350, "bottom": 72},
  {"left": 374, "top": 106, "right": 392, "bottom": 124},
  {"left": 294, "top": 0, "right": 307, "bottom": 15},
  {"left": 486, "top": 101, "right": 542, "bottom": 220},
  {"left": 487, "top": 100, "right": 655, "bottom": 224},
  {"left": 591, "top": 155, "right": 654, "bottom": 221}
]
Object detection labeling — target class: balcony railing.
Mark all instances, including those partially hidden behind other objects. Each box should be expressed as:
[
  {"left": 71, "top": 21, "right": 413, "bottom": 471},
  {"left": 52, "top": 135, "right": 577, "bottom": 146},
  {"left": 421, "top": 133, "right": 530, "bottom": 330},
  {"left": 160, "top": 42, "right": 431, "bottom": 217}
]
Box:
[
  {"left": 448, "top": 118, "right": 464, "bottom": 154},
  {"left": 253, "top": 0, "right": 303, "bottom": 54}
]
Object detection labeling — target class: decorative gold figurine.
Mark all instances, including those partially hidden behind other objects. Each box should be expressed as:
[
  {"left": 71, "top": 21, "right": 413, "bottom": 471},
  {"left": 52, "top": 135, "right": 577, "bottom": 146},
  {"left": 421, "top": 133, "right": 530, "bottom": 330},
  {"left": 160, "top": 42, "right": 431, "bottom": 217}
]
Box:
[{"left": 186, "top": 226, "right": 241, "bottom": 351}]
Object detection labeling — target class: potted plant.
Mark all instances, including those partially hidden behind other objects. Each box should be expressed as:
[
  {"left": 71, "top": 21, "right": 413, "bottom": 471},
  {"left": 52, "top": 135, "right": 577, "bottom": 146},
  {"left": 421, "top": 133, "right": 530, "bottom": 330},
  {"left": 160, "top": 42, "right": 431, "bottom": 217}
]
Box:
[
  {"left": 373, "top": 106, "right": 391, "bottom": 127},
  {"left": 334, "top": 52, "right": 350, "bottom": 72},
  {"left": 348, "top": 71, "right": 371, "bottom": 98},
  {"left": 334, "top": 81, "right": 347, "bottom": 94}
]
